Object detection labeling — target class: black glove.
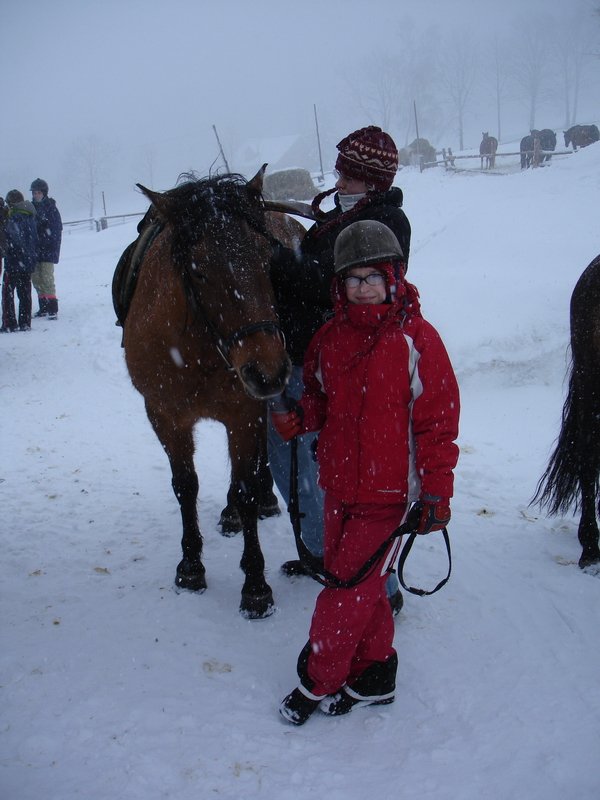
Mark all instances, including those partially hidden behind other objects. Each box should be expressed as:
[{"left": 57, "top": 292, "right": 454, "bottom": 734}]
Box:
[{"left": 406, "top": 499, "right": 451, "bottom": 535}]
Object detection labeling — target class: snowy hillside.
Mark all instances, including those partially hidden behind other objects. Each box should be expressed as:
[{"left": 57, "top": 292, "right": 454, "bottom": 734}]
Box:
[{"left": 2, "top": 144, "right": 600, "bottom": 800}]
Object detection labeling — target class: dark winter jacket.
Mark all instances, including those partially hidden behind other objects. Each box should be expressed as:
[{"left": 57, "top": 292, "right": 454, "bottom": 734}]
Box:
[
  {"left": 32, "top": 195, "right": 62, "bottom": 263},
  {"left": 4, "top": 202, "right": 39, "bottom": 274},
  {"left": 0, "top": 199, "right": 7, "bottom": 258},
  {"left": 299, "top": 274, "right": 459, "bottom": 505},
  {"left": 270, "top": 187, "right": 411, "bottom": 365}
]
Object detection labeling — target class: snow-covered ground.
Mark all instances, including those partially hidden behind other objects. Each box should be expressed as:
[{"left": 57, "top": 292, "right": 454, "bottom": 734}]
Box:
[{"left": 2, "top": 143, "right": 600, "bottom": 800}]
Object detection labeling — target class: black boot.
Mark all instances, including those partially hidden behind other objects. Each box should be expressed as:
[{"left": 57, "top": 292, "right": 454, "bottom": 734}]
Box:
[
  {"left": 279, "top": 687, "right": 324, "bottom": 725},
  {"left": 47, "top": 298, "right": 58, "bottom": 320},
  {"left": 320, "top": 652, "right": 398, "bottom": 716},
  {"left": 34, "top": 298, "right": 49, "bottom": 318},
  {"left": 388, "top": 588, "right": 404, "bottom": 617}
]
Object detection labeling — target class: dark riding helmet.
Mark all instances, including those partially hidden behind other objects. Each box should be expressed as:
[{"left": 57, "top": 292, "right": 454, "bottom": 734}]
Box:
[
  {"left": 30, "top": 178, "right": 49, "bottom": 195},
  {"left": 334, "top": 220, "right": 404, "bottom": 273}
]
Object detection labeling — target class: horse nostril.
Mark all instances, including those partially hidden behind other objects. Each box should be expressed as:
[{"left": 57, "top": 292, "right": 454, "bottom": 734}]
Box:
[{"left": 240, "top": 362, "right": 289, "bottom": 399}]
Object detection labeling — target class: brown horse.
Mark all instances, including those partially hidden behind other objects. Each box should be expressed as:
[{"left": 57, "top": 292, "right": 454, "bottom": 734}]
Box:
[
  {"left": 564, "top": 124, "right": 600, "bottom": 151},
  {"left": 532, "top": 253, "right": 600, "bottom": 570},
  {"left": 120, "top": 168, "right": 295, "bottom": 617},
  {"left": 480, "top": 132, "right": 498, "bottom": 169}
]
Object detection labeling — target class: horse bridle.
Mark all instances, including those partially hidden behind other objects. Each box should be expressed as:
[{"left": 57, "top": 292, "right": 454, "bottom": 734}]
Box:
[
  {"left": 181, "top": 206, "right": 285, "bottom": 371},
  {"left": 213, "top": 320, "right": 285, "bottom": 371}
]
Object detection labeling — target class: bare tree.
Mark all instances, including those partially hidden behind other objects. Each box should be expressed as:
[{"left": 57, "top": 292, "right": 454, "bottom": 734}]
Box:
[
  {"left": 63, "top": 135, "right": 114, "bottom": 219},
  {"left": 490, "top": 35, "right": 512, "bottom": 143},
  {"left": 552, "top": 8, "right": 600, "bottom": 127},
  {"left": 510, "top": 24, "right": 551, "bottom": 131},
  {"left": 344, "top": 20, "right": 442, "bottom": 147},
  {"left": 437, "top": 32, "right": 479, "bottom": 151}
]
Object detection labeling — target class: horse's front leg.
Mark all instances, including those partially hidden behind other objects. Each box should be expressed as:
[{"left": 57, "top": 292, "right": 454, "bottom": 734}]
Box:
[
  {"left": 227, "top": 420, "right": 274, "bottom": 619},
  {"left": 147, "top": 406, "right": 207, "bottom": 591}
]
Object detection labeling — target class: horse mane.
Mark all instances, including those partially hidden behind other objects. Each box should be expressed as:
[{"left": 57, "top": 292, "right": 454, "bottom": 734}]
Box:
[
  {"left": 156, "top": 172, "right": 268, "bottom": 271},
  {"left": 166, "top": 172, "right": 263, "bottom": 229}
]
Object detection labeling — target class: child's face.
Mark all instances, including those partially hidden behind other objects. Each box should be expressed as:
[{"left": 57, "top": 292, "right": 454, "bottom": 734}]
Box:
[{"left": 343, "top": 267, "right": 387, "bottom": 304}]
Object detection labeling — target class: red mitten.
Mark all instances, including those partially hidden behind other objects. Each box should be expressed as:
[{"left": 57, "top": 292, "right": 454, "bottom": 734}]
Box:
[
  {"left": 406, "top": 499, "right": 451, "bottom": 534},
  {"left": 272, "top": 410, "right": 302, "bottom": 441}
]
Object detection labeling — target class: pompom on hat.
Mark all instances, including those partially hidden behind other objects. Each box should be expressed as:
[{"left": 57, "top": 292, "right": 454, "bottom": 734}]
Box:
[{"left": 335, "top": 126, "right": 398, "bottom": 191}]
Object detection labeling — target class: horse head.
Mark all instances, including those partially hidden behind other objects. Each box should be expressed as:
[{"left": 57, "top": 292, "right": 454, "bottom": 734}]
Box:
[
  {"left": 564, "top": 128, "right": 575, "bottom": 148},
  {"left": 136, "top": 168, "right": 291, "bottom": 400}
]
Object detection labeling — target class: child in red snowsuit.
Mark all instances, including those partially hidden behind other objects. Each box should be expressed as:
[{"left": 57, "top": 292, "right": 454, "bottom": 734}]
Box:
[{"left": 273, "top": 220, "right": 460, "bottom": 725}]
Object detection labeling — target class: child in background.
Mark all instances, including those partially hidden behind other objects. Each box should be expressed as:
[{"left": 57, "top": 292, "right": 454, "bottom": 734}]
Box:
[{"left": 1, "top": 190, "right": 38, "bottom": 332}]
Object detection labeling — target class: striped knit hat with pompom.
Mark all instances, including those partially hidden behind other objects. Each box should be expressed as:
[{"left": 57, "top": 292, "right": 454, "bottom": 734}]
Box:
[{"left": 335, "top": 126, "right": 398, "bottom": 191}]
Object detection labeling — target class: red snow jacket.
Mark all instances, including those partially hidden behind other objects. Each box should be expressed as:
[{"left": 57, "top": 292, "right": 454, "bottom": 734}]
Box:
[{"left": 299, "top": 275, "right": 460, "bottom": 505}]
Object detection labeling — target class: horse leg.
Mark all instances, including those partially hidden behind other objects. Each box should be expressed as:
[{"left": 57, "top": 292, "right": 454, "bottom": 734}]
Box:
[
  {"left": 146, "top": 405, "right": 207, "bottom": 591},
  {"left": 577, "top": 432, "right": 600, "bottom": 568},
  {"left": 219, "top": 410, "right": 280, "bottom": 535},
  {"left": 226, "top": 420, "right": 274, "bottom": 618}
]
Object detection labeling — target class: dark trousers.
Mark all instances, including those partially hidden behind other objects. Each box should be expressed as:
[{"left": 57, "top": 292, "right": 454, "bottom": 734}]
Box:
[{"left": 2, "top": 270, "right": 32, "bottom": 329}]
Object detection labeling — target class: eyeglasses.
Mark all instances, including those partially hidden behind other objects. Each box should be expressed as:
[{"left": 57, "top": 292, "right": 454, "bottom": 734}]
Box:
[{"left": 343, "top": 272, "right": 386, "bottom": 288}]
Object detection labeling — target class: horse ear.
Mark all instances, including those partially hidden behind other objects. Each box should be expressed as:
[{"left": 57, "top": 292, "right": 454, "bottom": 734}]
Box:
[
  {"left": 248, "top": 164, "right": 267, "bottom": 196},
  {"left": 137, "top": 183, "right": 173, "bottom": 221}
]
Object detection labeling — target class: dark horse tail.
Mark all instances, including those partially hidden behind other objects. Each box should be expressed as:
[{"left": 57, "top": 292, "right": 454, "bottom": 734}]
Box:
[{"left": 531, "top": 364, "right": 583, "bottom": 515}]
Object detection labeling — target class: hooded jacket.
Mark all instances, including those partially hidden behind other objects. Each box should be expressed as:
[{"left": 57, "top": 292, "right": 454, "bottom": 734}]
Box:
[
  {"left": 270, "top": 187, "right": 411, "bottom": 365},
  {"left": 298, "top": 268, "right": 460, "bottom": 505},
  {"left": 4, "top": 202, "right": 38, "bottom": 274}
]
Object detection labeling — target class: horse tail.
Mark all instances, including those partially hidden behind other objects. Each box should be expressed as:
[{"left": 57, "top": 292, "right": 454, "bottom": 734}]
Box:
[{"left": 531, "top": 360, "right": 582, "bottom": 514}]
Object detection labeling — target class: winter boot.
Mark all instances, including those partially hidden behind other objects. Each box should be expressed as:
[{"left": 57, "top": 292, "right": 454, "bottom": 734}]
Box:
[
  {"left": 319, "top": 652, "right": 398, "bottom": 716},
  {"left": 279, "top": 686, "right": 325, "bottom": 725},
  {"left": 34, "top": 298, "right": 49, "bottom": 318},
  {"left": 388, "top": 588, "right": 404, "bottom": 617},
  {"left": 47, "top": 298, "right": 58, "bottom": 320}
]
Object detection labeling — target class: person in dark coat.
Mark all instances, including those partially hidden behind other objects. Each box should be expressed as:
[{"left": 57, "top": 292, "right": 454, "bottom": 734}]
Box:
[
  {"left": 0, "top": 196, "right": 7, "bottom": 262},
  {"left": 268, "top": 126, "right": 411, "bottom": 613},
  {"left": 273, "top": 221, "right": 459, "bottom": 725},
  {"left": 30, "top": 178, "right": 62, "bottom": 319},
  {"left": 1, "top": 190, "right": 38, "bottom": 332}
]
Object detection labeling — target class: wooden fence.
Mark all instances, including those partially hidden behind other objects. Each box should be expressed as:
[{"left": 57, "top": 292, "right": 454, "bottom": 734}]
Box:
[
  {"left": 422, "top": 143, "right": 572, "bottom": 172},
  {"left": 64, "top": 211, "right": 145, "bottom": 232}
]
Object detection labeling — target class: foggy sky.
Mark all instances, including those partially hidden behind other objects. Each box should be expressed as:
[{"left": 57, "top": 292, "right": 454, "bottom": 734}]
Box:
[{"left": 2, "top": 0, "right": 598, "bottom": 217}]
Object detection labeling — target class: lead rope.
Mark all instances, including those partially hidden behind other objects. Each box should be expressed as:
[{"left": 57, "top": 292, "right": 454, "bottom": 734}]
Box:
[{"left": 288, "top": 437, "right": 452, "bottom": 594}]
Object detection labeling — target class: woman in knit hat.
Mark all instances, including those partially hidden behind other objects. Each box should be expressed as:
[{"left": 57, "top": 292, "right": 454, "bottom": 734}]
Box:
[{"left": 268, "top": 126, "right": 411, "bottom": 613}]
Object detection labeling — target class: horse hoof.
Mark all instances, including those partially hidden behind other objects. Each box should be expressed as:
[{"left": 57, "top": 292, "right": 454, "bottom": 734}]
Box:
[
  {"left": 175, "top": 560, "right": 207, "bottom": 592},
  {"left": 579, "top": 553, "right": 600, "bottom": 570},
  {"left": 240, "top": 591, "right": 275, "bottom": 619},
  {"left": 219, "top": 505, "right": 242, "bottom": 536}
]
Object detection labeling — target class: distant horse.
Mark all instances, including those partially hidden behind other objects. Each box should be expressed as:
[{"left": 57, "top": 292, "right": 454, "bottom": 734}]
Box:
[
  {"left": 520, "top": 135, "right": 535, "bottom": 169},
  {"left": 530, "top": 129, "right": 557, "bottom": 163},
  {"left": 118, "top": 168, "right": 294, "bottom": 617},
  {"left": 532, "top": 254, "right": 600, "bottom": 569},
  {"left": 564, "top": 124, "right": 600, "bottom": 150},
  {"left": 480, "top": 132, "right": 498, "bottom": 169}
]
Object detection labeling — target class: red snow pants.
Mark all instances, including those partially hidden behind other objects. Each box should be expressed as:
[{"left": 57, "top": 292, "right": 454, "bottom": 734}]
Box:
[{"left": 306, "top": 494, "right": 407, "bottom": 696}]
